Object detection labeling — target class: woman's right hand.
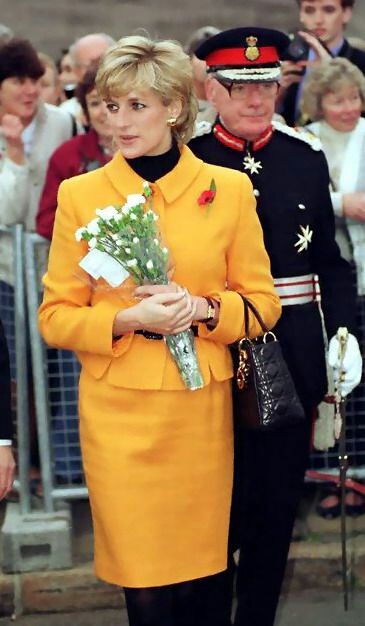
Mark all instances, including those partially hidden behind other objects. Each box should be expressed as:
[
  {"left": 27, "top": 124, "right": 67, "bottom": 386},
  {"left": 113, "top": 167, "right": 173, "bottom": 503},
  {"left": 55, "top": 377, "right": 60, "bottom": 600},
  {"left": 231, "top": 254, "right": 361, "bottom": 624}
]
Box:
[
  {"left": 343, "top": 193, "right": 365, "bottom": 221},
  {"left": 135, "top": 291, "right": 196, "bottom": 335},
  {"left": 114, "top": 291, "right": 197, "bottom": 337}
]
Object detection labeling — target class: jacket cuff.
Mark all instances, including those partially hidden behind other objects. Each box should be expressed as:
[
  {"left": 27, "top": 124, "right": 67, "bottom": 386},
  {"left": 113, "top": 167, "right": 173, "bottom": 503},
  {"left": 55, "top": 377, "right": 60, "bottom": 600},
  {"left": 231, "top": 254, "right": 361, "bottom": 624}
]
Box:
[{"left": 198, "top": 291, "right": 243, "bottom": 344}]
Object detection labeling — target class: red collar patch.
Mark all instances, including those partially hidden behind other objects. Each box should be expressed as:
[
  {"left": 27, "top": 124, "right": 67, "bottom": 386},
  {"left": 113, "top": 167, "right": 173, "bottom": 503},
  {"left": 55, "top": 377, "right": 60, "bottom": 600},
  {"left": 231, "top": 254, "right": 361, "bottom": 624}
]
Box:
[{"left": 213, "top": 122, "right": 274, "bottom": 152}]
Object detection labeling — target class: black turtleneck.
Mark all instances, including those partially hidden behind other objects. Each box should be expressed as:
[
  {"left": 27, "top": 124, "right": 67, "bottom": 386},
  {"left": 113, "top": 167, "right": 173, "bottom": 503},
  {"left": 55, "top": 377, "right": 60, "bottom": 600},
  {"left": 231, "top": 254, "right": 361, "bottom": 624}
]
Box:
[{"left": 126, "top": 140, "right": 180, "bottom": 183}]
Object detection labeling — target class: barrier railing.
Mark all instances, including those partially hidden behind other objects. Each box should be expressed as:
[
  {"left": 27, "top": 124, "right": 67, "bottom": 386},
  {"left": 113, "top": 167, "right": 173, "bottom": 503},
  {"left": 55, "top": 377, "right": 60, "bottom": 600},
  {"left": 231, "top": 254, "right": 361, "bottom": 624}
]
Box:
[
  {"left": 3, "top": 227, "right": 365, "bottom": 512},
  {"left": 25, "top": 233, "right": 86, "bottom": 513},
  {"left": 0, "top": 225, "right": 31, "bottom": 514}
]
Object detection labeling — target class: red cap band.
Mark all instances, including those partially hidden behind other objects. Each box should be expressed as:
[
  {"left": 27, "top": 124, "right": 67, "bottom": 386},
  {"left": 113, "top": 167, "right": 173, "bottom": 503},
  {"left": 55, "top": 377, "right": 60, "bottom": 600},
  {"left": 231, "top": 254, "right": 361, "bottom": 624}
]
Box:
[{"left": 206, "top": 46, "right": 279, "bottom": 67}]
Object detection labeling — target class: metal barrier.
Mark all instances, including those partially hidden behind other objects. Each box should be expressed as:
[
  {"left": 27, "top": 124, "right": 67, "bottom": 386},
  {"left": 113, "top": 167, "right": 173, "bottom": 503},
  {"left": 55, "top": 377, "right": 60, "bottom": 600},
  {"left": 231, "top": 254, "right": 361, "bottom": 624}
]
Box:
[
  {"left": 0, "top": 225, "right": 31, "bottom": 514},
  {"left": 25, "top": 233, "right": 86, "bottom": 513}
]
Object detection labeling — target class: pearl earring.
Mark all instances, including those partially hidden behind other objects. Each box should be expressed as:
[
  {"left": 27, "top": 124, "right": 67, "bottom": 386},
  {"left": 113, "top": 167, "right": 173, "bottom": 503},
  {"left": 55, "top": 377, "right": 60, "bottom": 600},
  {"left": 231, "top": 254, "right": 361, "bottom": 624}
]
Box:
[{"left": 167, "top": 117, "right": 177, "bottom": 127}]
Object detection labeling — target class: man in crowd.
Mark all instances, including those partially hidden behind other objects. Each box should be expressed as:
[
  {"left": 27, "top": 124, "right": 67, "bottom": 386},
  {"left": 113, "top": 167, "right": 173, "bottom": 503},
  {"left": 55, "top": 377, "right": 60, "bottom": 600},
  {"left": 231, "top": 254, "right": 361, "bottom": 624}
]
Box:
[
  {"left": 190, "top": 27, "right": 362, "bottom": 626},
  {"left": 184, "top": 25, "right": 220, "bottom": 124},
  {"left": 60, "top": 33, "right": 115, "bottom": 121},
  {"left": 279, "top": 0, "right": 365, "bottom": 125}
]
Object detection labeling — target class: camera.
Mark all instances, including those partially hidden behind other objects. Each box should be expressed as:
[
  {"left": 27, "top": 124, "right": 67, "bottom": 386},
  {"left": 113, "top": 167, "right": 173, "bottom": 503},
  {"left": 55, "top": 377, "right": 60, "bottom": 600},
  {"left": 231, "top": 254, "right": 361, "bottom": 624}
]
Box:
[{"left": 285, "top": 33, "right": 310, "bottom": 62}]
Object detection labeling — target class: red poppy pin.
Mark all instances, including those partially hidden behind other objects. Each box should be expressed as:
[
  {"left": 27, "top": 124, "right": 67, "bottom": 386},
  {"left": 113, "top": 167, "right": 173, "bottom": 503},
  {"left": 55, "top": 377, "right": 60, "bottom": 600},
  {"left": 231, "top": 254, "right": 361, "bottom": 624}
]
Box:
[{"left": 198, "top": 178, "right": 216, "bottom": 210}]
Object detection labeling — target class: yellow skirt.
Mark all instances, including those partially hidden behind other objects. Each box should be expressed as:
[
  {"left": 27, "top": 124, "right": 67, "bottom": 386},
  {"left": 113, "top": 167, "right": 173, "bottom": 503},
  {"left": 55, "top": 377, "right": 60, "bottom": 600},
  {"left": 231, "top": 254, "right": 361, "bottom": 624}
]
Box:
[{"left": 79, "top": 370, "right": 233, "bottom": 588}]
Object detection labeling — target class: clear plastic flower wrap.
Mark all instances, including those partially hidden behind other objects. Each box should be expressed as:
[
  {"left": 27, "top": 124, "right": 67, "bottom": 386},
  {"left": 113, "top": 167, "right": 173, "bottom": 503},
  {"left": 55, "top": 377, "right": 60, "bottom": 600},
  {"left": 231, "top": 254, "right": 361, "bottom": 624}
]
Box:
[{"left": 75, "top": 182, "right": 204, "bottom": 390}]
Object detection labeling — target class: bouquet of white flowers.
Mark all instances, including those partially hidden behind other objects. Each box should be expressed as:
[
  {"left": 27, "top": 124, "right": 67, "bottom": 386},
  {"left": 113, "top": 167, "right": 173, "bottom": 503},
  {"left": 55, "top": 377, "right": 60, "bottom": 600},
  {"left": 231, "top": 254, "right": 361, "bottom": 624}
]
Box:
[{"left": 75, "top": 182, "right": 204, "bottom": 390}]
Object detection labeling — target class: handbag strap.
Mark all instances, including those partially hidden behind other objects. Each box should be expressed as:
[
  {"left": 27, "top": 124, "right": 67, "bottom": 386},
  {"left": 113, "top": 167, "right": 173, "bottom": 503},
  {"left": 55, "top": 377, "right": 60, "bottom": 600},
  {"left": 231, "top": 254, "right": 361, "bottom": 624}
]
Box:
[{"left": 240, "top": 295, "right": 270, "bottom": 336}]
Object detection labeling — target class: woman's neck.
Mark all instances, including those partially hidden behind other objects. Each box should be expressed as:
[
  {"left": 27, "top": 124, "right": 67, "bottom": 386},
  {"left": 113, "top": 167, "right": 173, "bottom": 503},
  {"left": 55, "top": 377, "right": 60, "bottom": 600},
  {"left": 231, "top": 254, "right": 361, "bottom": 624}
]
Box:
[{"left": 126, "top": 140, "right": 180, "bottom": 183}]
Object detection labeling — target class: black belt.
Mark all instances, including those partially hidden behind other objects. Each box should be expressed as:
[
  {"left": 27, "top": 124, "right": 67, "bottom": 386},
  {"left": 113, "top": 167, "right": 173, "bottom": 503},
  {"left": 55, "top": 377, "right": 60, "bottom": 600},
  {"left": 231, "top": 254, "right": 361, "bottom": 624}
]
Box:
[{"left": 135, "top": 327, "right": 199, "bottom": 341}]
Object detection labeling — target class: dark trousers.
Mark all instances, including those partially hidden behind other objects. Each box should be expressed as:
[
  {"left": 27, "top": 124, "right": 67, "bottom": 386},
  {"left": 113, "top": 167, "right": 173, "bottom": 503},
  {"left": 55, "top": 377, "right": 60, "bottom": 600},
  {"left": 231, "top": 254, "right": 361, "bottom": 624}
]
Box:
[
  {"left": 124, "top": 568, "right": 234, "bottom": 626},
  {"left": 232, "top": 412, "right": 312, "bottom": 626}
]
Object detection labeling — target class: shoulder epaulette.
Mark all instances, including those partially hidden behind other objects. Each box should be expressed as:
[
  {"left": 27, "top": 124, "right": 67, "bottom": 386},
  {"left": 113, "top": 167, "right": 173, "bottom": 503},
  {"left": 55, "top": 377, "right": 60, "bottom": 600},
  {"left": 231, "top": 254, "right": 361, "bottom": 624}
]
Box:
[
  {"left": 272, "top": 120, "right": 322, "bottom": 151},
  {"left": 193, "top": 120, "right": 213, "bottom": 138}
]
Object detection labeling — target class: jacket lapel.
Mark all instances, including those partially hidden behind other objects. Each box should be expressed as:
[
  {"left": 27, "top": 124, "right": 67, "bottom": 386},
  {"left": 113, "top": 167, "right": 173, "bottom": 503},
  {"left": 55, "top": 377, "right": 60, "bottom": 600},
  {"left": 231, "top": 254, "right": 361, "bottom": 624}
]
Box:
[{"left": 103, "top": 146, "right": 204, "bottom": 203}]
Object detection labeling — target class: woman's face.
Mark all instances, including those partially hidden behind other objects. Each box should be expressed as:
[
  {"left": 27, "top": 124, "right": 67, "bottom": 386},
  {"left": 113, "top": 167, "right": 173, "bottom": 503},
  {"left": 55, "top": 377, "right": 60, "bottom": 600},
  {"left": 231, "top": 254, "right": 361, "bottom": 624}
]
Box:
[
  {"left": 0, "top": 76, "right": 40, "bottom": 124},
  {"left": 105, "top": 88, "right": 180, "bottom": 158},
  {"left": 59, "top": 52, "right": 77, "bottom": 89},
  {"left": 321, "top": 81, "right": 362, "bottom": 133},
  {"left": 40, "top": 66, "right": 60, "bottom": 106},
  {"left": 86, "top": 88, "right": 113, "bottom": 140}
]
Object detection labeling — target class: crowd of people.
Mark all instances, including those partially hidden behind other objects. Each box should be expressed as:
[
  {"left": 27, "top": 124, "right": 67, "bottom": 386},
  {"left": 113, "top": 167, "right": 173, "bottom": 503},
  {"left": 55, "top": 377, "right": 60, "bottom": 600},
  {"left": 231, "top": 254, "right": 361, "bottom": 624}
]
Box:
[{"left": 1, "top": 1, "right": 365, "bottom": 625}]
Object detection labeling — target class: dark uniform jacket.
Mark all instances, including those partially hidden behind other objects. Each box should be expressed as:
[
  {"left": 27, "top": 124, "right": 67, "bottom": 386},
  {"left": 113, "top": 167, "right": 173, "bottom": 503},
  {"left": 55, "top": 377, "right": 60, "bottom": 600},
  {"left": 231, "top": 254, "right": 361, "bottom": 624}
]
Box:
[
  {"left": 281, "top": 39, "right": 365, "bottom": 126},
  {"left": 190, "top": 121, "right": 357, "bottom": 410},
  {"left": 0, "top": 319, "right": 13, "bottom": 440}
]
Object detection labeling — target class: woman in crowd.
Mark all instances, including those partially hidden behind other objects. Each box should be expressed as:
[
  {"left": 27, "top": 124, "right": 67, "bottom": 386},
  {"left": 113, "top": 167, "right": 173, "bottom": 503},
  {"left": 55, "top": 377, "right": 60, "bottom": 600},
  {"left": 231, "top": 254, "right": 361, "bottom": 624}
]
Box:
[
  {"left": 38, "top": 35, "right": 281, "bottom": 626},
  {"left": 38, "top": 52, "right": 63, "bottom": 106},
  {"left": 37, "top": 67, "right": 114, "bottom": 240},
  {"left": 302, "top": 57, "right": 365, "bottom": 517}
]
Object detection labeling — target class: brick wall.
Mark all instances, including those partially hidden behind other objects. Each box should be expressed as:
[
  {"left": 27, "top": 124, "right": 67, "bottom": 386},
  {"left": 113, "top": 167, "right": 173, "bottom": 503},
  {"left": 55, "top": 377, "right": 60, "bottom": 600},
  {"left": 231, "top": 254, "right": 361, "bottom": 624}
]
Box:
[{"left": 0, "top": 0, "right": 364, "bottom": 60}]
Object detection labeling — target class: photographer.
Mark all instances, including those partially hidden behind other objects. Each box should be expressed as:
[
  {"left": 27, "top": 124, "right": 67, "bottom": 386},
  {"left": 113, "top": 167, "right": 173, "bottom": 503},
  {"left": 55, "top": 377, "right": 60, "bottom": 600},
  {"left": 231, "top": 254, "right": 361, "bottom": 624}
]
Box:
[{"left": 279, "top": 0, "right": 365, "bottom": 126}]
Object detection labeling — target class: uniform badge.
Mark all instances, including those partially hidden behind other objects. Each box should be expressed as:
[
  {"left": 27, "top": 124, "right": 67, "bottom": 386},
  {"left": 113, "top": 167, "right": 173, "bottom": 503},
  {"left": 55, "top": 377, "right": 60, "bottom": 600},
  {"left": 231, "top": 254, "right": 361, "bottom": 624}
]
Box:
[
  {"left": 243, "top": 154, "right": 262, "bottom": 175},
  {"left": 244, "top": 36, "right": 260, "bottom": 62},
  {"left": 294, "top": 225, "right": 313, "bottom": 253}
]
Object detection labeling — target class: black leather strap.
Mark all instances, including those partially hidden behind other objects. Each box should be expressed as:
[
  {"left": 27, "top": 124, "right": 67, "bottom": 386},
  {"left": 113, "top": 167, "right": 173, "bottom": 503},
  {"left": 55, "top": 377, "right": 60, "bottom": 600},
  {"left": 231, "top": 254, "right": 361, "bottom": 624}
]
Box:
[
  {"left": 135, "top": 327, "right": 199, "bottom": 340},
  {"left": 240, "top": 295, "right": 270, "bottom": 336}
]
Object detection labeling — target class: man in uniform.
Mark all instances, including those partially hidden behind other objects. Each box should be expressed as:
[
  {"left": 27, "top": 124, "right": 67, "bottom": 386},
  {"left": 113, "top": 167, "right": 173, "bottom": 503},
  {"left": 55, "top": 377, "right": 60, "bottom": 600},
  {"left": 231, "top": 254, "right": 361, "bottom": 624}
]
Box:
[{"left": 189, "top": 27, "right": 362, "bottom": 626}]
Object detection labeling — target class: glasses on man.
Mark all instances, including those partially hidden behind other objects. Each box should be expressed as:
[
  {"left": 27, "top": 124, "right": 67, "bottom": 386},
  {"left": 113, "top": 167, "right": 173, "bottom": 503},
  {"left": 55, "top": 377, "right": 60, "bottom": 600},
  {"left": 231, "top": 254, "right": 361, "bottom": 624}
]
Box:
[{"left": 217, "top": 80, "right": 279, "bottom": 101}]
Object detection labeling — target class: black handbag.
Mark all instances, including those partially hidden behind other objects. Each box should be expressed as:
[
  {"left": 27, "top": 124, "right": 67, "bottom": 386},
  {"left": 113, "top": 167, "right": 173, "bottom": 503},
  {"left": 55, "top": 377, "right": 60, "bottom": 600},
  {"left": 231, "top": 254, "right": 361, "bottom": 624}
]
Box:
[{"left": 233, "top": 297, "right": 305, "bottom": 430}]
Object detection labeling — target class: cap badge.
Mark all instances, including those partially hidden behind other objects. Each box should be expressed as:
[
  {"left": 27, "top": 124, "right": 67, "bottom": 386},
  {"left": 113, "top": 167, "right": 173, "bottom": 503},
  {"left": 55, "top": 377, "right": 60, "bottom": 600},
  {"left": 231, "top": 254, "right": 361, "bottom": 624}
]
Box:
[{"left": 244, "top": 36, "right": 260, "bottom": 62}]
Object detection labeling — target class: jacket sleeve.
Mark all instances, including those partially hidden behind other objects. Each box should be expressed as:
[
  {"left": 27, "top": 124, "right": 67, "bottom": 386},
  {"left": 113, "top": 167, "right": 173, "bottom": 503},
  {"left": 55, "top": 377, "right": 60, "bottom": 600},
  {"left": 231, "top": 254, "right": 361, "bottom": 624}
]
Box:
[
  {"left": 0, "top": 158, "right": 30, "bottom": 226},
  {"left": 36, "top": 149, "right": 67, "bottom": 240},
  {"left": 38, "top": 179, "right": 132, "bottom": 357},
  {"left": 198, "top": 174, "right": 282, "bottom": 344},
  {"left": 312, "top": 153, "right": 357, "bottom": 338}
]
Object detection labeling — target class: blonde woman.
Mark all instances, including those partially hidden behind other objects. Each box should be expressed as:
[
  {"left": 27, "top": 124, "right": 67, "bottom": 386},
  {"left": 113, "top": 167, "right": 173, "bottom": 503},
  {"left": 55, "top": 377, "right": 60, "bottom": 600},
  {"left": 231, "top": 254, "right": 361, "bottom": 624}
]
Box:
[
  {"left": 38, "top": 35, "right": 281, "bottom": 626},
  {"left": 302, "top": 57, "right": 365, "bottom": 518}
]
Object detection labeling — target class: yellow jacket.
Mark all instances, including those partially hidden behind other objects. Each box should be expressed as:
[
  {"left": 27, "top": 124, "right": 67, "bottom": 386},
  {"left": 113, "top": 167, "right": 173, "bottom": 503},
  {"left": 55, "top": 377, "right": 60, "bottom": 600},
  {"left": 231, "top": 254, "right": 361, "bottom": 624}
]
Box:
[{"left": 39, "top": 146, "right": 281, "bottom": 390}]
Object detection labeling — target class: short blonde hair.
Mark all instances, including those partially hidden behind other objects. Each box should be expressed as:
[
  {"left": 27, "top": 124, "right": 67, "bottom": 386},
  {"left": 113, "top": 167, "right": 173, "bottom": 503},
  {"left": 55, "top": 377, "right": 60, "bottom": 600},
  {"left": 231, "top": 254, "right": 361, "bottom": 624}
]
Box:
[
  {"left": 301, "top": 57, "right": 365, "bottom": 121},
  {"left": 96, "top": 35, "right": 198, "bottom": 144}
]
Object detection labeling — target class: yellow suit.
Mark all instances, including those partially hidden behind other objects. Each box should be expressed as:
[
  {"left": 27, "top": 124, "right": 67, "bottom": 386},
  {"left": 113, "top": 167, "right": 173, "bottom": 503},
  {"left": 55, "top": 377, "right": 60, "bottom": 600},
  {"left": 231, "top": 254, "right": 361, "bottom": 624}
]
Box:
[{"left": 39, "top": 146, "right": 281, "bottom": 587}]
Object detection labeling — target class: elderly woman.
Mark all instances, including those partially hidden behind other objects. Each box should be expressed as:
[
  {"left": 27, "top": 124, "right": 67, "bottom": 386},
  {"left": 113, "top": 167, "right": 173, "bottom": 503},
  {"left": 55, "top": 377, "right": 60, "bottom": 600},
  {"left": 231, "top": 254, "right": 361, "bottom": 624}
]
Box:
[
  {"left": 37, "top": 67, "right": 114, "bottom": 240},
  {"left": 38, "top": 35, "right": 281, "bottom": 626},
  {"left": 301, "top": 57, "right": 365, "bottom": 518}
]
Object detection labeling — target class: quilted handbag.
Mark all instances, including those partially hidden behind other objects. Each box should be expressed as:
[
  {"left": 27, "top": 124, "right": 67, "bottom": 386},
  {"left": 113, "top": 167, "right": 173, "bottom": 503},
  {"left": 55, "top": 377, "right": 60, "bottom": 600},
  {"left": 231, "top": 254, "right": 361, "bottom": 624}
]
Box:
[{"left": 233, "top": 296, "right": 305, "bottom": 430}]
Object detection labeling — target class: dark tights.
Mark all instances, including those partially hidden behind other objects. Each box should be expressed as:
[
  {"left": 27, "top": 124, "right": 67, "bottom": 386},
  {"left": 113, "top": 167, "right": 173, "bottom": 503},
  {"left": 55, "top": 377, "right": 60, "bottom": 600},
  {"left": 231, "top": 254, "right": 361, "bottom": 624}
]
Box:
[{"left": 124, "top": 567, "right": 234, "bottom": 626}]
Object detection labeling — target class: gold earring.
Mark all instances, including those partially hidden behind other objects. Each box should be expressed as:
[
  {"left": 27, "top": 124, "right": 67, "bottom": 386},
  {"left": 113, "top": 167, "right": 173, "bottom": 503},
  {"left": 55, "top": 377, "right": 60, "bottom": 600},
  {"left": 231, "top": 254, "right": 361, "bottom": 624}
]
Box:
[{"left": 167, "top": 117, "right": 177, "bottom": 127}]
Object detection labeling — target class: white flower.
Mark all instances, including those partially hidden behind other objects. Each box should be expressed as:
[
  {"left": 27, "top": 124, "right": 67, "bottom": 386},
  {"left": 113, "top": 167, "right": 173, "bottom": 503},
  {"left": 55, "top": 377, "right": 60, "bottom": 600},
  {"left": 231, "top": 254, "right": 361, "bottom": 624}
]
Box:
[
  {"left": 121, "top": 204, "right": 130, "bottom": 215},
  {"left": 146, "top": 260, "right": 154, "bottom": 270},
  {"left": 129, "top": 213, "right": 137, "bottom": 221},
  {"left": 162, "top": 247, "right": 168, "bottom": 255},
  {"left": 145, "top": 209, "right": 158, "bottom": 221},
  {"left": 153, "top": 238, "right": 159, "bottom": 245},
  {"left": 125, "top": 247, "right": 131, "bottom": 254},
  {"left": 75, "top": 227, "right": 86, "bottom": 242},
  {"left": 126, "top": 194, "right": 146, "bottom": 207},
  {"left": 87, "top": 218, "right": 101, "bottom": 236},
  {"left": 89, "top": 237, "right": 98, "bottom": 249},
  {"left": 95, "top": 205, "right": 118, "bottom": 221},
  {"left": 133, "top": 237, "right": 139, "bottom": 243},
  {"left": 126, "top": 258, "right": 138, "bottom": 267}
]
